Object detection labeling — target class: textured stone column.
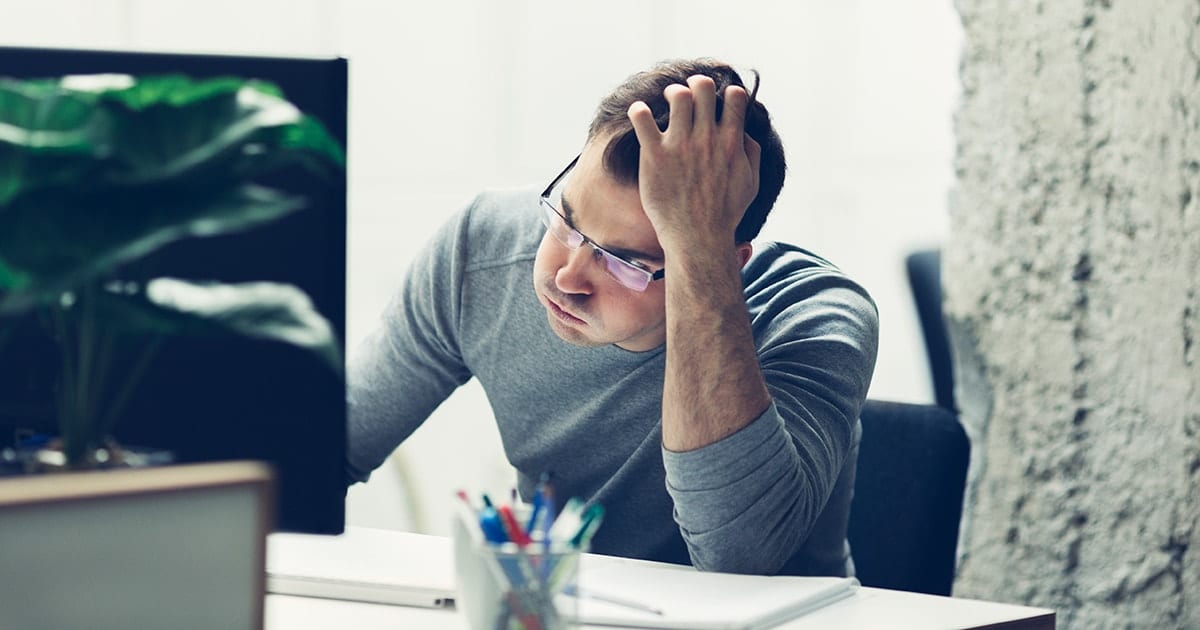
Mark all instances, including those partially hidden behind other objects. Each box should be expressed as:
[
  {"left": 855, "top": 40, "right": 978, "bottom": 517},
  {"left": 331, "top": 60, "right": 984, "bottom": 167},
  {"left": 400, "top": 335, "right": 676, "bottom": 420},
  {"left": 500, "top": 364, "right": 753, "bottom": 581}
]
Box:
[{"left": 947, "top": 1, "right": 1200, "bottom": 626}]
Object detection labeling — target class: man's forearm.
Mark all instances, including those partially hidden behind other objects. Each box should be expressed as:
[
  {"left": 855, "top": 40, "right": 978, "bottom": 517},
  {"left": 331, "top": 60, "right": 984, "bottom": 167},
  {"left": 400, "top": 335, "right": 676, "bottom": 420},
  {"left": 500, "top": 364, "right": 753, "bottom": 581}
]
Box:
[
  {"left": 625, "top": 75, "right": 771, "bottom": 451},
  {"left": 660, "top": 240, "right": 771, "bottom": 452}
]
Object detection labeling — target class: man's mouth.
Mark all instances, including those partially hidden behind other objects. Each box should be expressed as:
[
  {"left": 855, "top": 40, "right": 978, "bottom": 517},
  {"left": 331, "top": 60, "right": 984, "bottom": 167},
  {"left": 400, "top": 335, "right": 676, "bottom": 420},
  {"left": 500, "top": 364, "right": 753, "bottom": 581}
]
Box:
[{"left": 545, "top": 295, "right": 586, "bottom": 325}]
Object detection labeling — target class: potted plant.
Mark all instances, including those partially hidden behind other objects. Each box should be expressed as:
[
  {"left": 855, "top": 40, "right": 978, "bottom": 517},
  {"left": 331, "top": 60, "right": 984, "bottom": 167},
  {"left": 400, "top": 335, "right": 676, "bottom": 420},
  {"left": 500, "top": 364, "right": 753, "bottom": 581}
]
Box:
[{"left": 0, "top": 72, "right": 345, "bottom": 470}]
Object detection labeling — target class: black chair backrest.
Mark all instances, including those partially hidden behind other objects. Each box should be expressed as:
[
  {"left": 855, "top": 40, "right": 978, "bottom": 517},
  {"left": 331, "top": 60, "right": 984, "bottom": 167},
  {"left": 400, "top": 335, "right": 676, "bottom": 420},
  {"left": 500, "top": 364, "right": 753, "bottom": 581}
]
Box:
[
  {"left": 906, "top": 249, "right": 956, "bottom": 411},
  {"left": 847, "top": 400, "right": 969, "bottom": 596}
]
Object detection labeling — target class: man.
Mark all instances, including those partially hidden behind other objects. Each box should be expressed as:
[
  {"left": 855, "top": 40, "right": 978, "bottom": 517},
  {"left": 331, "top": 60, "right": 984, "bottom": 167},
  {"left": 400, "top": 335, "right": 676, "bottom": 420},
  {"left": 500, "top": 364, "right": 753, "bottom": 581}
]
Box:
[{"left": 347, "top": 58, "right": 878, "bottom": 576}]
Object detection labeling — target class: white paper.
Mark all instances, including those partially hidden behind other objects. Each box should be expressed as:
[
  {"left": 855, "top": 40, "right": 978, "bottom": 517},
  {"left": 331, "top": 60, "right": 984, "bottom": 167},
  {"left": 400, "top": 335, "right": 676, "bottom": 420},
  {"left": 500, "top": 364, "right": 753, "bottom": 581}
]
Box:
[{"left": 566, "top": 564, "right": 859, "bottom": 630}]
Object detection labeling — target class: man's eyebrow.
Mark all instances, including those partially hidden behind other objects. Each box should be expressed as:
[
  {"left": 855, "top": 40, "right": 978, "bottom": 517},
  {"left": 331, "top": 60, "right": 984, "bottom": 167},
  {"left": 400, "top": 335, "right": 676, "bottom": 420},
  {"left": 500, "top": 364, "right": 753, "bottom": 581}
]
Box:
[{"left": 561, "top": 195, "right": 664, "bottom": 264}]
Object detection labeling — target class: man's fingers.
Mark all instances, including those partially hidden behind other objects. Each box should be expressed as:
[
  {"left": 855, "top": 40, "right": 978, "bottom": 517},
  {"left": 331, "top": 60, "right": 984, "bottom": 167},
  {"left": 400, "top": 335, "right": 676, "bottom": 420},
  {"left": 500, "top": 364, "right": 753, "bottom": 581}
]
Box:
[
  {"left": 687, "top": 75, "right": 717, "bottom": 130},
  {"left": 745, "top": 133, "right": 762, "bottom": 180},
  {"left": 722, "top": 85, "right": 750, "bottom": 132},
  {"left": 628, "top": 100, "right": 661, "bottom": 145},
  {"left": 663, "top": 83, "right": 694, "bottom": 136}
]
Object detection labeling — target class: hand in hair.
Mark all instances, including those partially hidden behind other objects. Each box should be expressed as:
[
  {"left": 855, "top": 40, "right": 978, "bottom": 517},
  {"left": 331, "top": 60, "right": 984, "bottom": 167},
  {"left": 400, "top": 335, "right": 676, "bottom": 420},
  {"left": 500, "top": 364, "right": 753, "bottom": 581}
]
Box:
[
  {"left": 626, "top": 74, "right": 761, "bottom": 254},
  {"left": 629, "top": 74, "right": 772, "bottom": 454}
]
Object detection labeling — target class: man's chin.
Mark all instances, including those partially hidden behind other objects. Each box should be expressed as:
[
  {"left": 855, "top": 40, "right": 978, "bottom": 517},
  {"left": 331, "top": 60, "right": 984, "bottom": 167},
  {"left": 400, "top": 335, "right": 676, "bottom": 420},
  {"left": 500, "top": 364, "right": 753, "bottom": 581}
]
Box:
[{"left": 546, "top": 313, "right": 607, "bottom": 348}]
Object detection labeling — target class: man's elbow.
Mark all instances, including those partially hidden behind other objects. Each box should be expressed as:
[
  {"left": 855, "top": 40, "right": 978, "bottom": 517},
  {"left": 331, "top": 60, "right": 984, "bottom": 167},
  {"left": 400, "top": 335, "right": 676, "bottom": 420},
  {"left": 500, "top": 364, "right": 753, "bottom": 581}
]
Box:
[
  {"left": 687, "top": 543, "right": 791, "bottom": 576},
  {"left": 682, "top": 524, "right": 799, "bottom": 575}
]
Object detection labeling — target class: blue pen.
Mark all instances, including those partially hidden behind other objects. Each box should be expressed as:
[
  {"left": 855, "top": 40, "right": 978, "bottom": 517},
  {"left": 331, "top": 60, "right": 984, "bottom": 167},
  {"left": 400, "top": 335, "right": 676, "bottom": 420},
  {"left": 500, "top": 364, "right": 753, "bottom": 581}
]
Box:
[
  {"left": 478, "top": 493, "right": 533, "bottom": 593},
  {"left": 539, "top": 484, "right": 556, "bottom": 542},
  {"left": 478, "top": 494, "right": 508, "bottom": 544},
  {"left": 537, "top": 481, "right": 557, "bottom": 580},
  {"left": 527, "top": 473, "right": 550, "bottom": 533},
  {"left": 526, "top": 490, "right": 543, "bottom": 536}
]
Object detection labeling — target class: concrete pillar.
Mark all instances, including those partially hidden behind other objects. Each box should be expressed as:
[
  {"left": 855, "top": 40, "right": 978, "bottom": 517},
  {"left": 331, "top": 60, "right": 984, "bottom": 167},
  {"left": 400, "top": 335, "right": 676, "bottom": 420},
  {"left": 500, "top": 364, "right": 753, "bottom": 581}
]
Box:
[{"left": 946, "top": 1, "right": 1200, "bottom": 626}]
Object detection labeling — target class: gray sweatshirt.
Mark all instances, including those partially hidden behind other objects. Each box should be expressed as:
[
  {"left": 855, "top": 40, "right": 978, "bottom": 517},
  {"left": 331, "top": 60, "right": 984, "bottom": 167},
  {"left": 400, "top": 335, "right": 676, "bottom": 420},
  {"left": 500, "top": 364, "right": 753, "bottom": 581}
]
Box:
[{"left": 347, "top": 187, "right": 878, "bottom": 576}]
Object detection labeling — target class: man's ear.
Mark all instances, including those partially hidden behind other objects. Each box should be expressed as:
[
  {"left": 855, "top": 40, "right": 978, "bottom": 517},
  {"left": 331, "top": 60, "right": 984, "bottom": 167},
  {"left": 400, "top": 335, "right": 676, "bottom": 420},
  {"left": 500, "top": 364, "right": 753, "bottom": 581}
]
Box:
[{"left": 736, "top": 242, "right": 754, "bottom": 267}]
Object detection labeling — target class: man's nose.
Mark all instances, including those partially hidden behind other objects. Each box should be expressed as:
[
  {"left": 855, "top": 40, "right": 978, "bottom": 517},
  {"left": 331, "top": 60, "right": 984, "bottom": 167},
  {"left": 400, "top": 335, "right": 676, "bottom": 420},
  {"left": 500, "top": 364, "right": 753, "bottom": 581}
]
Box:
[{"left": 555, "top": 245, "right": 595, "bottom": 295}]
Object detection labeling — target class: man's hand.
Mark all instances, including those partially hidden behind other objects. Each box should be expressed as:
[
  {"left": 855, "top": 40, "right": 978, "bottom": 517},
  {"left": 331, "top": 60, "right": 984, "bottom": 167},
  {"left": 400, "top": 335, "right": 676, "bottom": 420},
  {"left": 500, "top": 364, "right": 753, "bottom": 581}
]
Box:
[
  {"left": 627, "top": 75, "right": 762, "bottom": 253},
  {"left": 628, "top": 74, "right": 772, "bottom": 453}
]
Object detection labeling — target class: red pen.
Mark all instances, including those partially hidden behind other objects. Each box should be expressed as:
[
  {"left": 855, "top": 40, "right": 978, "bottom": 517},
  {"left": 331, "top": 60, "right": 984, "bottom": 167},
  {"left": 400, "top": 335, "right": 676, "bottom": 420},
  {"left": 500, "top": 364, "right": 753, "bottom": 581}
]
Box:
[{"left": 497, "top": 505, "right": 532, "bottom": 547}]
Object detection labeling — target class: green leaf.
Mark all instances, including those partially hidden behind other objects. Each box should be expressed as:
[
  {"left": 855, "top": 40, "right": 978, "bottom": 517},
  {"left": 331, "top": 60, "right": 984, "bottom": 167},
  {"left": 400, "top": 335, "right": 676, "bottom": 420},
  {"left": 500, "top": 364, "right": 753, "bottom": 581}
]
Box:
[
  {"left": 0, "top": 73, "right": 344, "bottom": 204},
  {"left": 281, "top": 114, "right": 346, "bottom": 168},
  {"left": 0, "top": 78, "right": 108, "bottom": 206},
  {"left": 0, "top": 77, "right": 100, "bottom": 135},
  {"left": 0, "top": 184, "right": 305, "bottom": 313},
  {"left": 96, "top": 277, "right": 342, "bottom": 373},
  {"left": 99, "top": 81, "right": 304, "bottom": 186},
  {"left": 0, "top": 257, "right": 29, "bottom": 291},
  {"left": 91, "top": 74, "right": 282, "bottom": 110}
]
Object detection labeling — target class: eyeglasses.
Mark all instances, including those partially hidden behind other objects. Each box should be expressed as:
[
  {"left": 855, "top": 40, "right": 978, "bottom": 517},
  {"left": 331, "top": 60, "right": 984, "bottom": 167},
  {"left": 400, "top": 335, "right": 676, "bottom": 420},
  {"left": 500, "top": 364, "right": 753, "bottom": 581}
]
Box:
[{"left": 538, "top": 155, "right": 665, "bottom": 292}]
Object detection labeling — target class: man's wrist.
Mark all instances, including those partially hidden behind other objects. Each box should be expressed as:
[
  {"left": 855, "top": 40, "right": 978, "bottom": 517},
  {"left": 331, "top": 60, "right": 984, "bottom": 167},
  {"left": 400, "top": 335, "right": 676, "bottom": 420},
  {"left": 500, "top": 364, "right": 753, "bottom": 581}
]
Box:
[
  {"left": 645, "top": 203, "right": 740, "bottom": 254},
  {"left": 660, "top": 234, "right": 743, "bottom": 282}
]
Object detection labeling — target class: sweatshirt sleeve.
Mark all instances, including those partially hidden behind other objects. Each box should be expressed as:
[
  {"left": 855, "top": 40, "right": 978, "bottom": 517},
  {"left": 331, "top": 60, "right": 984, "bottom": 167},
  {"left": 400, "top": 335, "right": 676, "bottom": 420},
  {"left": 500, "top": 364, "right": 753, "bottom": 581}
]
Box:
[
  {"left": 344, "top": 199, "right": 478, "bottom": 485},
  {"left": 662, "top": 267, "right": 879, "bottom": 575}
]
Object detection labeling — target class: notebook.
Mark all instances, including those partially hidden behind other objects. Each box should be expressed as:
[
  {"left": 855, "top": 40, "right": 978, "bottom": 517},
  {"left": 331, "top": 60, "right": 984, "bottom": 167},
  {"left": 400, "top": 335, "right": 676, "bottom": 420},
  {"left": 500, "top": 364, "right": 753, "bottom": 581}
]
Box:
[
  {"left": 266, "top": 526, "right": 457, "bottom": 608},
  {"left": 564, "top": 564, "right": 860, "bottom": 630}
]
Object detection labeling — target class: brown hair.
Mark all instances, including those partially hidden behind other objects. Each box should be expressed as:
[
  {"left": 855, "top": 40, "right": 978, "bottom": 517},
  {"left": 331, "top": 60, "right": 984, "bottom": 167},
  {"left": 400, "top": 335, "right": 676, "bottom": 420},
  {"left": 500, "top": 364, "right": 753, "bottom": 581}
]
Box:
[{"left": 587, "top": 58, "right": 786, "bottom": 243}]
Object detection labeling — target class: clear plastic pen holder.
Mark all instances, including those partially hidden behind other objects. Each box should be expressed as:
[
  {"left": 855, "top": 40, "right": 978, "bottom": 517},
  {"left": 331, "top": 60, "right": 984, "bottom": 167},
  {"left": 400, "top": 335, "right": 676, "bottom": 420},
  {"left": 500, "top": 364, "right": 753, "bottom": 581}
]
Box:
[{"left": 453, "top": 516, "right": 582, "bottom": 630}]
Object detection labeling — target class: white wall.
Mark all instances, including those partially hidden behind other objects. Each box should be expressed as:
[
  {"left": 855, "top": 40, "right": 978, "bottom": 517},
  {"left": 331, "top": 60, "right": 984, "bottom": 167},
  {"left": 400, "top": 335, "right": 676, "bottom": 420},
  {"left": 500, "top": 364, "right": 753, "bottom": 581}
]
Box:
[{"left": 0, "top": 0, "right": 962, "bottom": 535}]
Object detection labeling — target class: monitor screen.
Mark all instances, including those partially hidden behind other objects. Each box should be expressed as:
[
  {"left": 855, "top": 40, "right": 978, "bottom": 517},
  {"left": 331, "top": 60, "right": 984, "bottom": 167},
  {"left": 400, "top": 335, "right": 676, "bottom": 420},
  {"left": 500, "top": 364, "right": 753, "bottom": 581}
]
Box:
[{"left": 0, "top": 46, "right": 348, "bottom": 534}]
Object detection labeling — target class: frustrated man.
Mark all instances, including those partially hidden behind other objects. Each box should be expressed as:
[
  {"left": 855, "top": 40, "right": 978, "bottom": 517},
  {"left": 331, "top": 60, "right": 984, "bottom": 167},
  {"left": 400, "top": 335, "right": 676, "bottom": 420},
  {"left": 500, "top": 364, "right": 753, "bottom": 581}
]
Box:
[{"left": 347, "top": 58, "right": 878, "bottom": 576}]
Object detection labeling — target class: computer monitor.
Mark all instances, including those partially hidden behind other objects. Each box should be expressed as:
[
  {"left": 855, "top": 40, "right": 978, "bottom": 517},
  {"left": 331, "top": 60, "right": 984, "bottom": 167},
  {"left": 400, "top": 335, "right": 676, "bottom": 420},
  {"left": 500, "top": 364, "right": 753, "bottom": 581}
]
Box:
[{"left": 0, "top": 46, "right": 348, "bottom": 534}]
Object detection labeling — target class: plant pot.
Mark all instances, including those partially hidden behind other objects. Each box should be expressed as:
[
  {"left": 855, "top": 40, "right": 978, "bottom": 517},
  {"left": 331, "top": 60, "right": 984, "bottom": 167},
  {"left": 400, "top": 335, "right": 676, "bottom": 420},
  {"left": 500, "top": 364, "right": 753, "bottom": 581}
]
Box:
[{"left": 0, "top": 437, "right": 174, "bottom": 476}]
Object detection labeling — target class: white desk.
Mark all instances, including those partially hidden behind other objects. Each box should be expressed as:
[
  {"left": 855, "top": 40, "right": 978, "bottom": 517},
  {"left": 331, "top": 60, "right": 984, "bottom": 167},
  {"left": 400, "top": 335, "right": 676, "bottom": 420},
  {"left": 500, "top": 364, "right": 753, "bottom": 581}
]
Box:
[
  {"left": 264, "top": 529, "right": 1054, "bottom": 630},
  {"left": 266, "top": 589, "right": 1053, "bottom": 630}
]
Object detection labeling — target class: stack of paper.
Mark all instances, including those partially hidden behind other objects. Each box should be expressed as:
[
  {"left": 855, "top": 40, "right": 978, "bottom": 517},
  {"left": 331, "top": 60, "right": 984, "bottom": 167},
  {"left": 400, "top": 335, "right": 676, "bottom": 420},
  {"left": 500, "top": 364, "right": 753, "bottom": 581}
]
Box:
[
  {"left": 564, "top": 564, "right": 859, "bottom": 630},
  {"left": 266, "top": 526, "right": 859, "bottom": 628}
]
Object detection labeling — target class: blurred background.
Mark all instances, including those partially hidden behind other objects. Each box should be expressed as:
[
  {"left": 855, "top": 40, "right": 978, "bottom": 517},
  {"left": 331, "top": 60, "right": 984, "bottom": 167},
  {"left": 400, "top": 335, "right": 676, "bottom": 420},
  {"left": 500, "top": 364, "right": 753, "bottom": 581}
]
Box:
[{"left": 0, "top": 0, "right": 961, "bottom": 536}]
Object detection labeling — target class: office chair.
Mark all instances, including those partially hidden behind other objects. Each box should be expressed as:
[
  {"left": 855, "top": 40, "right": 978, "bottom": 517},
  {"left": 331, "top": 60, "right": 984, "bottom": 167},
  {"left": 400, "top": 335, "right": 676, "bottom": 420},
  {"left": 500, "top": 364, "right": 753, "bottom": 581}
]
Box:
[
  {"left": 847, "top": 399, "right": 969, "bottom": 596},
  {"left": 906, "top": 249, "right": 956, "bottom": 411}
]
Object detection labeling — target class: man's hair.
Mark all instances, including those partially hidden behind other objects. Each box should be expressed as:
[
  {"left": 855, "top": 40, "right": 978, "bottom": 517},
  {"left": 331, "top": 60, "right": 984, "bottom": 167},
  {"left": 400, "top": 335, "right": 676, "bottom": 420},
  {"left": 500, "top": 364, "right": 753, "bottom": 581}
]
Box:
[{"left": 587, "top": 58, "right": 786, "bottom": 243}]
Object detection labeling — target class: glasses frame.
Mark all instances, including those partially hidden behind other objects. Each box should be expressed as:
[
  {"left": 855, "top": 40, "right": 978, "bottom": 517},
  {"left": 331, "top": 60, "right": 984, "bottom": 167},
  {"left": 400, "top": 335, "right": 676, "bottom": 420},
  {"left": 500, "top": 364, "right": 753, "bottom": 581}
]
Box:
[{"left": 538, "top": 155, "right": 665, "bottom": 292}]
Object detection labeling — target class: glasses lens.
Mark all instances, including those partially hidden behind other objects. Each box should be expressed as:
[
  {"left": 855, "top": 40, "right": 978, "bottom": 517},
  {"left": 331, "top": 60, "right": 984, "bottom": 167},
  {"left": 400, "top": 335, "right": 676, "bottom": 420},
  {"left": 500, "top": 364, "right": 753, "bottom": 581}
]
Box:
[
  {"left": 600, "top": 252, "right": 652, "bottom": 292},
  {"left": 540, "top": 200, "right": 583, "bottom": 249},
  {"left": 540, "top": 180, "right": 656, "bottom": 292},
  {"left": 538, "top": 199, "right": 558, "bottom": 232},
  {"left": 545, "top": 175, "right": 565, "bottom": 208}
]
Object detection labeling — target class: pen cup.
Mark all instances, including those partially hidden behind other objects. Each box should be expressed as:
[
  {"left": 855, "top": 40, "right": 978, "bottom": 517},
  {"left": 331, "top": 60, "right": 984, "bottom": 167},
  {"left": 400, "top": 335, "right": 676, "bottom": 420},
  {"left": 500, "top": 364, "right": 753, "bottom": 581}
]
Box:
[{"left": 453, "top": 515, "right": 582, "bottom": 630}]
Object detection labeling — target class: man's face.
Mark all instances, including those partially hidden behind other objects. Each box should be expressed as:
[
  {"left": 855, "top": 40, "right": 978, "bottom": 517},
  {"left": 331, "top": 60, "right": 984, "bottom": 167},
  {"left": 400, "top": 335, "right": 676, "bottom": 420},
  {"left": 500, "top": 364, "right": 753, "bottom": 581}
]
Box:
[{"left": 532, "top": 137, "right": 668, "bottom": 352}]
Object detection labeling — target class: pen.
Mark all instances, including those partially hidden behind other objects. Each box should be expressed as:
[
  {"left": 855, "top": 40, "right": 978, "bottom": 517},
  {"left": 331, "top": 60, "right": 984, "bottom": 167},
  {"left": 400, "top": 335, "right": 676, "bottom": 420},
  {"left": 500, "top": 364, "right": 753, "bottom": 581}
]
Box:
[
  {"left": 569, "top": 504, "right": 604, "bottom": 548},
  {"left": 497, "top": 505, "right": 532, "bottom": 547},
  {"left": 527, "top": 489, "right": 544, "bottom": 535},
  {"left": 527, "top": 472, "right": 553, "bottom": 535},
  {"left": 535, "top": 481, "right": 557, "bottom": 581},
  {"left": 478, "top": 494, "right": 509, "bottom": 544},
  {"left": 562, "top": 584, "right": 664, "bottom": 616},
  {"left": 547, "top": 497, "right": 584, "bottom": 542},
  {"left": 455, "top": 489, "right": 476, "bottom": 514}
]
